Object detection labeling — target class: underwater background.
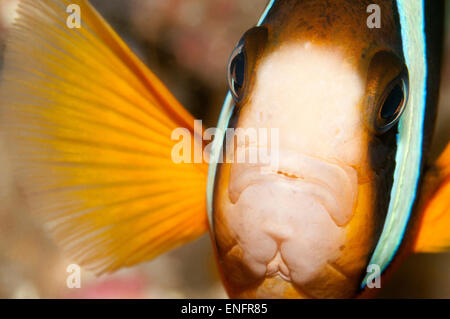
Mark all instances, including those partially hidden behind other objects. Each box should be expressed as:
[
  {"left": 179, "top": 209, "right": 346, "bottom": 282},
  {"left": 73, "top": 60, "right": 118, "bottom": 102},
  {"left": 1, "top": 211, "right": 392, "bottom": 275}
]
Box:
[{"left": 0, "top": 0, "right": 448, "bottom": 298}]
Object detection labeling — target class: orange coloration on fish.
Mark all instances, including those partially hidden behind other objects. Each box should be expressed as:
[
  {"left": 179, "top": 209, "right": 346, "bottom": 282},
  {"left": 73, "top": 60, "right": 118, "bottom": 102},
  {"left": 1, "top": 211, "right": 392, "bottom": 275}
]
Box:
[{"left": 0, "top": 0, "right": 448, "bottom": 299}]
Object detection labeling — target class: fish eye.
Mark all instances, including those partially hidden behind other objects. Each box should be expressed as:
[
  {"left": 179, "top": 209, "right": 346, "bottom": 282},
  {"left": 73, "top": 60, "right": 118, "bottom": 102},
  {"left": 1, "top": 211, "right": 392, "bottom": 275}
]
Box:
[
  {"left": 228, "top": 42, "right": 247, "bottom": 102},
  {"left": 227, "top": 26, "right": 268, "bottom": 104},
  {"left": 375, "top": 76, "right": 409, "bottom": 133}
]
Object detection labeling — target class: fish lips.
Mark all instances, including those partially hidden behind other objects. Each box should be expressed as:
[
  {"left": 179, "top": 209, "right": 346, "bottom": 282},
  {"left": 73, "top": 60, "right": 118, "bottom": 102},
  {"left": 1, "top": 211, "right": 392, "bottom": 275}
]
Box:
[{"left": 228, "top": 148, "right": 358, "bottom": 227}]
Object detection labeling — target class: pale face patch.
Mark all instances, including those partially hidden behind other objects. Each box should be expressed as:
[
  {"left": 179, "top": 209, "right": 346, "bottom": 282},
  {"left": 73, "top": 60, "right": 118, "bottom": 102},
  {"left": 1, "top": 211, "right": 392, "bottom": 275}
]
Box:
[
  {"left": 239, "top": 42, "right": 365, "bottom": 164},
  {"left": 218, "top": 43, "right": 368, "bottom": 288}
]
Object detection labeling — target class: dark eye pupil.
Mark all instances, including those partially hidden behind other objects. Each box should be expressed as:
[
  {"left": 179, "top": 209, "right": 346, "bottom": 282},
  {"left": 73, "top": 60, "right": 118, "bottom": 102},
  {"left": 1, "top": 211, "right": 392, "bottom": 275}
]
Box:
[
  {"left": 228, "top": 44, "right": 246, "bottom": 101},
  {"left": 231, "top": 51, "right": 245, "bottom": 93},
  {"left": 381, "top": 84, "right": 404, "bottom": 120}
]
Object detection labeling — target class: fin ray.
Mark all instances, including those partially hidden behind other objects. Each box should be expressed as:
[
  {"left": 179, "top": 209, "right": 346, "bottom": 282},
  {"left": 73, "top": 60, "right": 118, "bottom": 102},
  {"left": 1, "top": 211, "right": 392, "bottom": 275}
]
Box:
[{"left": 1, "top": 0, "right": 208, "bottom": 273}]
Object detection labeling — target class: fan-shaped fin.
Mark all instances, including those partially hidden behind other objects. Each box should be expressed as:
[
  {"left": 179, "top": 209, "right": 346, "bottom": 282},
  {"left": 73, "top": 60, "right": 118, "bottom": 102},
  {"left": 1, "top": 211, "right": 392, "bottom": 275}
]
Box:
[{"left": 0, "top": 0, "right": 208, "bottom": 274}]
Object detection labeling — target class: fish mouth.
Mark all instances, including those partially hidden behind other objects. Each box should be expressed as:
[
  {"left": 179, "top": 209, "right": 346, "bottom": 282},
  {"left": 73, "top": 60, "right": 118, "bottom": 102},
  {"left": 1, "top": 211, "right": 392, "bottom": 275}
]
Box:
[
  {"left": 218, "top": 147, "right": 359, "bottom": 291},
  {"left": 228, "top": 148, "right": 358, "bottom": 227}
]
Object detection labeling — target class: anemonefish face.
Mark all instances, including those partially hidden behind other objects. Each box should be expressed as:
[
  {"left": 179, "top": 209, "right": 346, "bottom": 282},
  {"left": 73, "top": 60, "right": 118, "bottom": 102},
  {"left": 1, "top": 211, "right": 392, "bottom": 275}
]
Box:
[{"left": 211, "top": 1, "right": 410, "bottom": 298}]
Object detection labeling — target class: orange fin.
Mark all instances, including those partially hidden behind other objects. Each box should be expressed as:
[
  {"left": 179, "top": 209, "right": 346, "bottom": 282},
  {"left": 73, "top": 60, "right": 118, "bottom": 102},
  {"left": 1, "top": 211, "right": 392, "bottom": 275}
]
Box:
[
  {"left": 414, "top": 143, "right": 450, "bottom": 253},
  {"left": 0, "top": 0, "right": 208, "bottom": 274}
]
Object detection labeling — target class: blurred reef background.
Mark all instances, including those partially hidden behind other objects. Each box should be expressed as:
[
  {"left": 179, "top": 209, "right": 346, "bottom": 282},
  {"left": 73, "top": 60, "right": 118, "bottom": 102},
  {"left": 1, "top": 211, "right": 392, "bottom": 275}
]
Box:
[{"left": 0, "top": 0, "right": 448, "bottom": 298}]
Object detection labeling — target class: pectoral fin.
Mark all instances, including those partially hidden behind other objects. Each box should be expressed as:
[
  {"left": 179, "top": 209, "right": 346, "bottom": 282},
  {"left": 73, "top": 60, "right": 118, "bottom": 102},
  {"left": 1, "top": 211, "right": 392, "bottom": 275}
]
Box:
[
  {"left": 414, "top": 143, "right": 450, "bottom": 253},
  {"left": 0, "top": 0, "right": 208, "bottom": 274}
]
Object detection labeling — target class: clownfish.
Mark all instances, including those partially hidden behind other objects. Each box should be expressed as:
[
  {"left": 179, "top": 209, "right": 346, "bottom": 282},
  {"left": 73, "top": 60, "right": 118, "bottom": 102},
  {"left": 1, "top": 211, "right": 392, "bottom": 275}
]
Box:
[{"left": 0, "top": 0, "right": 448, "bottom": 298}]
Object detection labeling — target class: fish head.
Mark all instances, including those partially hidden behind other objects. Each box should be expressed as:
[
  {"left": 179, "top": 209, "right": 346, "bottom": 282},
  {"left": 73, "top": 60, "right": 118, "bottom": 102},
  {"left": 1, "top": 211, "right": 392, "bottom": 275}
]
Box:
[{"left": 211, "top": 1, "right": 410, "bottom": 298}]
